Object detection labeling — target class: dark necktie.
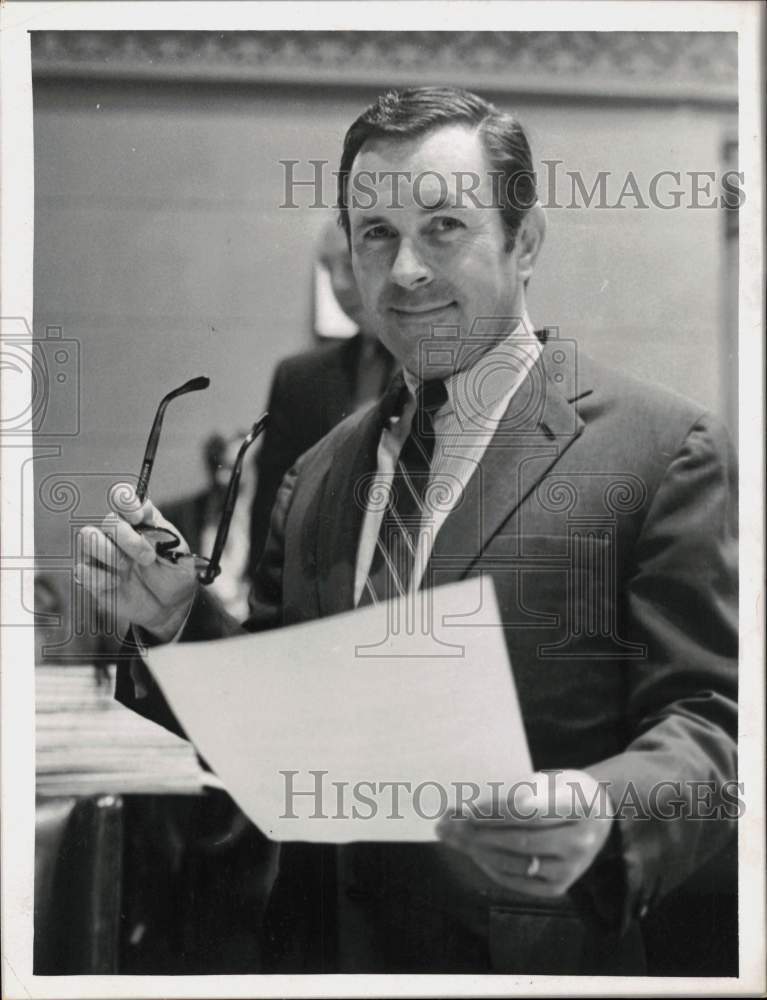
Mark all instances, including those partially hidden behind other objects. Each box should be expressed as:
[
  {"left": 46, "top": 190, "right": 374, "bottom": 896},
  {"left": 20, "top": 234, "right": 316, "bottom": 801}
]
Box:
[{"left": 362, "top": 378, "right": 448, "bottom": 604}]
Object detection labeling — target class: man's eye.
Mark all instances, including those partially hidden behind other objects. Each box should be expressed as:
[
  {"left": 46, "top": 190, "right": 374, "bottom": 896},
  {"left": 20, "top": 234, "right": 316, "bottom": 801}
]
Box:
[
  {"left": 431, "top": 217, "right": 465, "bottom": 234},
  {"left": 364, "top": 224, "right": 394, "bottom": 240}
]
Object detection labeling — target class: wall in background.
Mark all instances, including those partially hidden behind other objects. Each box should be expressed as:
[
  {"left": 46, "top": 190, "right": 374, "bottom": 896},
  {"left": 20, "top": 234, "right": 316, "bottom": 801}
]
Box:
[{"left": 31, "top": 31, "right": 737, "bottom": 558}]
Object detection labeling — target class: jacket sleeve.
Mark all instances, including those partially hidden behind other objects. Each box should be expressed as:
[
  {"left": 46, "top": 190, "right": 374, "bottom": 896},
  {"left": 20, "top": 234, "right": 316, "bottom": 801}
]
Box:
[{"left": 583, "top": 412, "right": 738, "bottom": 928}]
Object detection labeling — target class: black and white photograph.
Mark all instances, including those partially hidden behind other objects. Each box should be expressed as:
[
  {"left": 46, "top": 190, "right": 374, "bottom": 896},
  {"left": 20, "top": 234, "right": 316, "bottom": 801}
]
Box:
[{"left": 0, "top": 2, "right": 764, "bottom": 996}]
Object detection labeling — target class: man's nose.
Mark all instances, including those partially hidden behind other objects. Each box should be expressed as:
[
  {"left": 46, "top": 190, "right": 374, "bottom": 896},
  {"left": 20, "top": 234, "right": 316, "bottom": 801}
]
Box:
[{"left": 390, "top": 238, "right": 432, "bottom": 290}]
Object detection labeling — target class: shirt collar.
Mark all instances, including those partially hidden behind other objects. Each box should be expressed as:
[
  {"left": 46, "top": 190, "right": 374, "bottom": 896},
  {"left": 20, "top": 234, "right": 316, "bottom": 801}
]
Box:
[{"left": 401, "top": 309, "right": 540, "bottom": 419}]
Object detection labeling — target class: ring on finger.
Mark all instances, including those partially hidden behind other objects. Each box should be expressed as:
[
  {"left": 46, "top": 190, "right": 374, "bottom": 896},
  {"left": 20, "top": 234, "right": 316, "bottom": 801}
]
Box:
[{"left": 526, "top": 855, "right": 541, "bottom": 879}]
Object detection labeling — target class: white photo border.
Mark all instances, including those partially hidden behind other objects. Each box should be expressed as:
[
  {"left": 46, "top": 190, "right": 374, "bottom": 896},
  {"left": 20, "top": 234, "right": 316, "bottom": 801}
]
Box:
[{"left": 1, "top": 2, "right": 764, "bottom": 997}]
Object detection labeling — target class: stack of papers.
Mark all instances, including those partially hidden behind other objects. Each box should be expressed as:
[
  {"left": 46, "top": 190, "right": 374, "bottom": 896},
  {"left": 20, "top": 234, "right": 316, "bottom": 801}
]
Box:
[{"left": 36, "top": 665, "right": 205, "bottom": 796}]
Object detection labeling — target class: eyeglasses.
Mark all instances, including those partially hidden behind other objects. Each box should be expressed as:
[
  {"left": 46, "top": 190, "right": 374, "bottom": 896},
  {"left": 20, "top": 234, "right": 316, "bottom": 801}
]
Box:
[{"left": 133, "top": 377, "right": 268, "bottom": 585}]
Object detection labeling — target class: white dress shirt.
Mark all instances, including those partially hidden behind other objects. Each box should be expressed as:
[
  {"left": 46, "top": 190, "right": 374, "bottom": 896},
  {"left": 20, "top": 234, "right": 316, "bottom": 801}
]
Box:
[{"left": 354, "top": 313, "right": 542, "bottom": 605}]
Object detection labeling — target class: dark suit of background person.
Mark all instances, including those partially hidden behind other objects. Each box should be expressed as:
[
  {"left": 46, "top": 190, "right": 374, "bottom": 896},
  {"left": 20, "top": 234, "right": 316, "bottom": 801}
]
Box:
[
  {"left": 247, "top": 221, "right": 395, "bottom": 578},
  {"left": 110, "top": 89, "right": 737, "bottom": 976},
  {"left": 165, "top": 432, "right": 255, "bottom": 621}
]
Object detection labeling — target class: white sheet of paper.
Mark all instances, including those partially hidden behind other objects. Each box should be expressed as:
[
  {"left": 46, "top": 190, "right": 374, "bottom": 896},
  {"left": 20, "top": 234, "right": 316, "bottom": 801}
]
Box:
[{"left": 146, "top": 575, "right": 532, "bottom": 842}]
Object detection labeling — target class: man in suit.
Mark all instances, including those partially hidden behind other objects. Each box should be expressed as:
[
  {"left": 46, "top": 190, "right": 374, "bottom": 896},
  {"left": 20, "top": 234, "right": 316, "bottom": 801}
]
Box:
[
  {"left": 80, "top": 86, "right": 737, "bottom": 975},
  {"left": 248, "top": 220, "right": 395, "bottom": 575}
]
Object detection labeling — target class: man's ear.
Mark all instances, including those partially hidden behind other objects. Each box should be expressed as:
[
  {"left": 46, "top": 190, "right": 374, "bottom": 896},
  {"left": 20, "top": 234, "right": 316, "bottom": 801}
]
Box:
[{"left": 515, "top": 203, "right": 546, "bottom": 282}]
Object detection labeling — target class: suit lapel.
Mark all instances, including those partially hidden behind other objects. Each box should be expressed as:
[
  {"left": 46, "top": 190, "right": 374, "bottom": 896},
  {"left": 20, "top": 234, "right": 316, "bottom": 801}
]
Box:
[
  {"left": 316, "top": 403, "right": 383, "bottom": 616},
  {"left": 314, "top": 344, "right": 588, "bottom": 611},
  {"left": 426, "top": 348, "right": 587, "bottom": 587}
]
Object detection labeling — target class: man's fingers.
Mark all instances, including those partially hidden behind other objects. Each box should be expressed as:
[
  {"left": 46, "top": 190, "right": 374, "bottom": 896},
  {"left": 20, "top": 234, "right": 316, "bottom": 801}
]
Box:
[
  {"left": 78, "top": 525, "right": 126, "bottom": 571},
  {"left": 437, "top": 800, "right": 577, "bottom": 830},
  {"left": 442, "top": 817, "right": 607, "bottom": 859},
  {"left": 478, "top": 844, "right": 567, "bottom": 881},
  {"left": 75, "top": 561, "right": 120, "bottom": 597},
  {"left": 446, "top": 824, "right": 569, "bottom": 858},
  {"left": 440, "top": 823, "right": 566, "bottom": 881},
  {"left": 437, "top": 813, "right": 569, "bottom": 854},
  {"left": 108, "top": 482, "right": 143, "bottom": 523},
  {"left": 437, "top": 807, "right": 603, "bottom": 897},
  {"left": 108, "top": 482, "right": 158, "bottom": 528},
  {"left": 96, "top": 515, "right": 156, "bottom": 567},
  {"left": 467, "top": 850, "right": 565, "bottom": 898}
]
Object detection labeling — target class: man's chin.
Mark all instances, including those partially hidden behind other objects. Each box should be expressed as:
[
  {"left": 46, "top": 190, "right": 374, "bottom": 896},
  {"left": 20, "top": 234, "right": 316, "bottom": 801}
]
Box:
[{"left": 383, "top": 324, "right": 462, "bottom": 369}]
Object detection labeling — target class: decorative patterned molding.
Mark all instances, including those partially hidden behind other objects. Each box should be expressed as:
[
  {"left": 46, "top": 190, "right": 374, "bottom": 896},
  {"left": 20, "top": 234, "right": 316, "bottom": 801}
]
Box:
[{"left": 31, "top": 31, "right": 737, "bottom": 104}]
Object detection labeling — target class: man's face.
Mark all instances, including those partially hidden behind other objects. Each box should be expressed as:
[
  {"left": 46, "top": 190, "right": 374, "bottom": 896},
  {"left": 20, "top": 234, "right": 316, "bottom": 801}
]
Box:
[
  {"left": 348, "top": 124, "right": 530, "bottom": 379},
  {"left": 318, "top": 222, "right": 365, "bottom": 328}
]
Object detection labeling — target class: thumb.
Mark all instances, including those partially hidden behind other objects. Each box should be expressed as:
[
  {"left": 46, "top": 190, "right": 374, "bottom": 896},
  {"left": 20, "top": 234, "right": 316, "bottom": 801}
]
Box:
[{"left": 109, "top": 481, "right": 158, "bottom": 527}]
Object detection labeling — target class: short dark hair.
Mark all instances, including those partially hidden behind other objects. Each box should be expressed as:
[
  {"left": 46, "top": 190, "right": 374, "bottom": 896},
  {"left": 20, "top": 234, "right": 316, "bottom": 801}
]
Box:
[{"left": 337, "top": 86, "right": 537, "bottom": 251}]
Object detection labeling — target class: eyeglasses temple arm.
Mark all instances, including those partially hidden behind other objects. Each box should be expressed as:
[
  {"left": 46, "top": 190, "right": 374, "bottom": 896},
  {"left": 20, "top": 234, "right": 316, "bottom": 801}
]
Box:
[
  {"left": 199, "top": 413, "right": 269, "bottom": 586},
  {"left": 136, "top": 376, "right": 210, "bottom": 503}
]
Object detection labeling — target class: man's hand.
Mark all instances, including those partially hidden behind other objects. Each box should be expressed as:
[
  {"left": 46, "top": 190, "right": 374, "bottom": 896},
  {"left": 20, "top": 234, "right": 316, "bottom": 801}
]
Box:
[
  {"left": 436, "top": 770, "right": 614, "bottom": 898},
  {"left": 76, "top": 483, "right": 198, "bottom": 643}
]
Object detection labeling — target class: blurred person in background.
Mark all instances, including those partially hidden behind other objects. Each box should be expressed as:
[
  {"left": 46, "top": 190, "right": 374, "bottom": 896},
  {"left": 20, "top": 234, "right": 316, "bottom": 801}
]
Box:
[
  {"left": 164, "top": 431, "right": 255, "bottom": 621},
  {"left": 248, "top": 218, "right": 395, "bottom": 577}
]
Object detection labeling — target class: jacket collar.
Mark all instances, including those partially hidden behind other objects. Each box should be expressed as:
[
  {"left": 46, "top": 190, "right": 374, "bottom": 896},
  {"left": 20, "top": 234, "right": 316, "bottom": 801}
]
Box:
[{"left": 425, "top": 338, "right": 586, "bottom": 587}]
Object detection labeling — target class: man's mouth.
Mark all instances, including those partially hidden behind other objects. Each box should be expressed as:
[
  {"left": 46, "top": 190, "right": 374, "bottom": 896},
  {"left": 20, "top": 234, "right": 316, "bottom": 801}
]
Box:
[{"left": 390, "top": 302, "right": 455, "bottom": 316}]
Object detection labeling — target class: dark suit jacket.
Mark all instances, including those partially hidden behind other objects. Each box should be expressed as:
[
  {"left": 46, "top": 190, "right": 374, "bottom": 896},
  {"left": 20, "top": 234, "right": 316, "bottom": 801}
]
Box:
[
  {"left": 118, "top": 339, "right": 738, "bottom": 974},
  {"left": 248, "top": 334, "right": 393, "bottom": 578}
]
